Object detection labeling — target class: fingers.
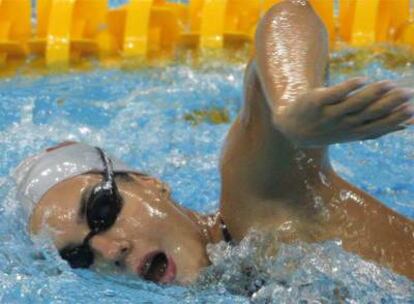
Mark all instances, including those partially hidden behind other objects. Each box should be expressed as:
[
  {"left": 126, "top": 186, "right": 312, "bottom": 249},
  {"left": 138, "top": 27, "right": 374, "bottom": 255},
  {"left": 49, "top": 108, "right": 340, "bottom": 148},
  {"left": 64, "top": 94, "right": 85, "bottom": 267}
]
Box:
[
  {"left": 330, "top": 80, "right": 396, "bottom": 117},
  {"left": 316, "top": 78, "right": 368, "bottom": 105},
  {"left": 353, "top": 103, "right": 414, "bottom": 138},
  {"left": 345, "top": 88, "right": 414, "bottom": 125}
]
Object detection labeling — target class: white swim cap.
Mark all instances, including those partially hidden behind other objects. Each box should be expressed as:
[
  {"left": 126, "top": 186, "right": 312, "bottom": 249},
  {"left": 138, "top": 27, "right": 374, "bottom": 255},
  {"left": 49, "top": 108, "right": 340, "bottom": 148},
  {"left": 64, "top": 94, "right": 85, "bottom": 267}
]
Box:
[{"left": 12, "top": 143, "right": 140, "bottom": 211}]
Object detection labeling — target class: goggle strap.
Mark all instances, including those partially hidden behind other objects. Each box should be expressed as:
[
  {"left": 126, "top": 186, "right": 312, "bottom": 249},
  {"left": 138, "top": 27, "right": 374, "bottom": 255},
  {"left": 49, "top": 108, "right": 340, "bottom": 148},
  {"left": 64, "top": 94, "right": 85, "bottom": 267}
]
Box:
[{"left": 94, "top": 147, "right": 119, "bottom": 194}]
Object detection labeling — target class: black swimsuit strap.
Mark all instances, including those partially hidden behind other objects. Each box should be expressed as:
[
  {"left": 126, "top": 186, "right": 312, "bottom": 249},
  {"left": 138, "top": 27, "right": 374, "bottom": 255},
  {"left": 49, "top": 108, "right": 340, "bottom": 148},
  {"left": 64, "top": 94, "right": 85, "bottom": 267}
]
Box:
[{"left": 219, "top": 216, "right": 233, "bottom": 243}]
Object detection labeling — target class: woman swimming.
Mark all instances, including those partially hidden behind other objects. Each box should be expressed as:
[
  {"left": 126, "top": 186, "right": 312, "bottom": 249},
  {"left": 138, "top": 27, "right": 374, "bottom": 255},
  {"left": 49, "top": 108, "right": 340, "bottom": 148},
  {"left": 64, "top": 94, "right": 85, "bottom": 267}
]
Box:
[{"left": 13, "top": 0, "right": 414, "bottom": 284}]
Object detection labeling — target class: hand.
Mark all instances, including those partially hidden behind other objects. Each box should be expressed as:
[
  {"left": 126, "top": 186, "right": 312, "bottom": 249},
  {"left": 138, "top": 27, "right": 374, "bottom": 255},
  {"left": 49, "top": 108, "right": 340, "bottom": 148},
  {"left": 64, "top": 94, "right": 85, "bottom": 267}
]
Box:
[{"left": 272, "top": 78, "right": 414, "bottom": 147}]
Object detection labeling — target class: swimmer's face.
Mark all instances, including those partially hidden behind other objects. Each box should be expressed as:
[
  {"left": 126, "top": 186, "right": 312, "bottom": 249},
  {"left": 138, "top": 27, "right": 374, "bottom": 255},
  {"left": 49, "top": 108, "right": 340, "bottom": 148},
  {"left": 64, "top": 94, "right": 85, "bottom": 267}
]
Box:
[{"left": 29, "top": 173, "right": 210, "bottom": 284}]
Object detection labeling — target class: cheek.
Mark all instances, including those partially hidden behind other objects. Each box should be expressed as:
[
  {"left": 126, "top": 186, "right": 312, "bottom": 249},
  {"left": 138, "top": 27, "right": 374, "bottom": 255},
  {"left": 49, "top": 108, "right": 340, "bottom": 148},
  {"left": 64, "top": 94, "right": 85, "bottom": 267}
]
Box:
[
  {"left": 115, "top": 203, "right": 166, "bottom": 240},
  {"left": 52, "top": 225, "right": 89, "bottom": 249},
  {"left": 32, "top": 204, "right": 75, "bottom": 234},
  {"left": 121, "top": 194, "right": 171, "bottom": 226},
  {"left": 142, "top": 199, "right": 169, "bottom": 221},
  {"left": 119, "top": 190, "right": 199, "bottom": 242},
  {"left": 53, "top": 207, "right": 78, "bottom": 224},
  {"left": 36, "top": 215, "right": 88, "bottom": 249}
]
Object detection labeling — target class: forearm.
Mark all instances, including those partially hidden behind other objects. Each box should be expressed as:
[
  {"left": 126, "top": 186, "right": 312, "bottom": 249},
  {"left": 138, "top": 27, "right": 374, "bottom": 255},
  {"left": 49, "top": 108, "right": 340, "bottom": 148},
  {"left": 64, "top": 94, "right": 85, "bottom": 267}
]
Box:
[
  {"left": 335, "top": 193, "right": 414, "bottom": 279},
  {"left": 254, "top": 1, "right": 329, "bottom": 112},
  {"left": 254, "top": 1, "right": 413, "bottom": 147}
]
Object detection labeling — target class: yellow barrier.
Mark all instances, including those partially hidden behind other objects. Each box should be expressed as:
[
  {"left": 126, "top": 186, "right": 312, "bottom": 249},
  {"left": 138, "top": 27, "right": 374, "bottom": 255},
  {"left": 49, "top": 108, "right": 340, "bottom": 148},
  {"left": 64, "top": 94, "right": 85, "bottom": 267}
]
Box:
[
  {"left": 29, "top": 0, "right": 108, "bottom": 66},
  {"left": 309, "top": 0, "right": 335, "bottom": 47},
  {"left": 0, "top": 0, "right": 31, "bottom": 64},
  {"left": 224, "top": 0, "right": 260, "bottom": 46},
  {"left": 181, "top": 0, "right": 260, "bottom": 50},
  {"left": 179, "top": 0, "right": 227, "bottom": 49},
  {"left": 339, "top": 0, "right": 411, "bottom": 46},
  {"left": 0, "top": 0, "right": 412, "bottom": 67},
  {"left": 396, "top": 19, "right": 414, "bottom": 47},
  {"left": 376, "top": 0, "right": 410, "bottom": 42},
  {"left": 107, "top": 0, "right": 182, "bottom": 58}
]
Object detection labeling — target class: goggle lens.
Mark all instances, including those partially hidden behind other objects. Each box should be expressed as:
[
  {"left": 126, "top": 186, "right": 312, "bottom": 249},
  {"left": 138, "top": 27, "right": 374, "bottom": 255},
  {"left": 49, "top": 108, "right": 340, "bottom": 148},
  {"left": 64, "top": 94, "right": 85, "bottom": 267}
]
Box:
[{"left": 59, "top": 147, "right": 123, "bottom": 268}]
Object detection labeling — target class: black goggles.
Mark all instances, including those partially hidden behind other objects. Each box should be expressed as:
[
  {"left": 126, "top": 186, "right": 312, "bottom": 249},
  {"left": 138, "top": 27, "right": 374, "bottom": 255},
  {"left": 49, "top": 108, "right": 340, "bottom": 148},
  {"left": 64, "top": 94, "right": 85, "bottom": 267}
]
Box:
[{"left": 59, "top": 147, "right": 123, "bottom": 268}]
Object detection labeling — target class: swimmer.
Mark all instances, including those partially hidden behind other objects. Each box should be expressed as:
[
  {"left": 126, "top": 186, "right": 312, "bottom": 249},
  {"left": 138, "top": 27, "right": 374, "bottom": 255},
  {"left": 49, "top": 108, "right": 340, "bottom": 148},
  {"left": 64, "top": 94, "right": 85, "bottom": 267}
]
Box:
[{"left": 13, "top": 0, "right": 414, "bottom": 284}]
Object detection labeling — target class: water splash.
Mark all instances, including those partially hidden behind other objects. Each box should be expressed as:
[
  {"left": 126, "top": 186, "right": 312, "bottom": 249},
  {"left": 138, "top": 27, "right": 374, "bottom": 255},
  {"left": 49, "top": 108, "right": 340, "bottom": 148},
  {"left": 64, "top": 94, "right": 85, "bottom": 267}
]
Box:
[
  {"left": 0, "top": 55, "right": 413, "bottom": 302},
  {"left": 201, "top": 230, "right": 414, "bottom": 303}
]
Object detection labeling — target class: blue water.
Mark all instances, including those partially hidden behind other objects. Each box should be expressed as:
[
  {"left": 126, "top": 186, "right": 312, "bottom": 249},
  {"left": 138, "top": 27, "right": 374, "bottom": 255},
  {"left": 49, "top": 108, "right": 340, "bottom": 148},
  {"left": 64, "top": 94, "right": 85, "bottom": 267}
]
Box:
[{"left": 0, "top": 55, "right": 413, "bottom": 303}]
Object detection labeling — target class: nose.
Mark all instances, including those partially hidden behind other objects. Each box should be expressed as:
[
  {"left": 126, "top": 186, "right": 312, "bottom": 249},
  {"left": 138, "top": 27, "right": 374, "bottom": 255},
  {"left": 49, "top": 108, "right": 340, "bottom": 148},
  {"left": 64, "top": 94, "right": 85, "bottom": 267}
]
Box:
[{"left": 90, "top": 235, "right": 132, "bottom": 263}]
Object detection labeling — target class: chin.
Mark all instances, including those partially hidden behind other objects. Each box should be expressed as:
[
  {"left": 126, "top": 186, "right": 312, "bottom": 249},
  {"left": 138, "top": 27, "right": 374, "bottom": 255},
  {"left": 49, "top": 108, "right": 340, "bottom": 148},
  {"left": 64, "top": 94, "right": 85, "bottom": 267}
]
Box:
[{"left": 174, "top": 255, "right": 210, "bottom": 285}]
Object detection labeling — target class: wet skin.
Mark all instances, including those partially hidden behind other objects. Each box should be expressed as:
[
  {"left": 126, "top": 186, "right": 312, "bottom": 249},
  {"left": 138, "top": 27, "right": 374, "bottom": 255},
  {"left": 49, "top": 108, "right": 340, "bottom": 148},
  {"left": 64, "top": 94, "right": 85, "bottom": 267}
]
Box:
[
  {"left": 220, "top": 1, "right": 414, "bottom": 279},
  {"left": 29, "top": 172, "right": 223, "bottom": 284},
  {"left": 28, "top": 0, "right": 414, "bottom": 283}
]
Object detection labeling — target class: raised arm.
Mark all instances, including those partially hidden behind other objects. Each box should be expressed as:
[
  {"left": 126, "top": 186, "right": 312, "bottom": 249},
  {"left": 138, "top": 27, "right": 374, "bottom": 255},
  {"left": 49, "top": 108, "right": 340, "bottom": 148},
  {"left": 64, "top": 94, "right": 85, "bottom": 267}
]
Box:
[
  {"left": 220, "top": 0, "right": 414, "bottom": 280},
  {"left": 254, "top": 1, "right": 413, "bottom": 147}
]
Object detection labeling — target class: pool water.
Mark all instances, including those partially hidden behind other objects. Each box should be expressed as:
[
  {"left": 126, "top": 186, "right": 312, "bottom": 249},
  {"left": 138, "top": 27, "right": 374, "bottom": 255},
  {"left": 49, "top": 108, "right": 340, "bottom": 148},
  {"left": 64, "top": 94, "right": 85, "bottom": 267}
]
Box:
[{"left": 0, "top": 52, "right": 413, "bottom": 302}]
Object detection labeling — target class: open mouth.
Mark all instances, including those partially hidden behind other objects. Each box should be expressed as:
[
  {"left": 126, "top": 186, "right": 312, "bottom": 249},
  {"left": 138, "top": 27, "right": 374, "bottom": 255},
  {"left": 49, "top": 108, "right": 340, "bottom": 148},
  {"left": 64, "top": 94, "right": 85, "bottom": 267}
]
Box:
[{"left": 139, "top": 251, "right": 176, "bottom": 284}]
